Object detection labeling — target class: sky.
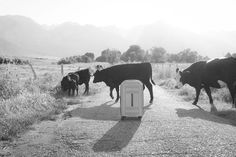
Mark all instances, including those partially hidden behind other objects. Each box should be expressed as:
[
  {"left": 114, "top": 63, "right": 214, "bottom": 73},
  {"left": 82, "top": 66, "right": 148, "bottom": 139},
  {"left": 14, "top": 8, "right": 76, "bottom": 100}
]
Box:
[{"left": 0, "top": 0, "right": 236, "bottom": 32}]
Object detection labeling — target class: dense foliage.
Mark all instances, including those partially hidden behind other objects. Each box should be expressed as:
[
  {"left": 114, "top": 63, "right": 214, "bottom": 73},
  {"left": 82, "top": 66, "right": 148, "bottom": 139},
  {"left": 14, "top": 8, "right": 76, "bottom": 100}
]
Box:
[
  {"left": 57, "top": 52, "right": 94, "bottom": 64},
  {"left": 0, "top": 56, "right": 29, "bottom": 65}
]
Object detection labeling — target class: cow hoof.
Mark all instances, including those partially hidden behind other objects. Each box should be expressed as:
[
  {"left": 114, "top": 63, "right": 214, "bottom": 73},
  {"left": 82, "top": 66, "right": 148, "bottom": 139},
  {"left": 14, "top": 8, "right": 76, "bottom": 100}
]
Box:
[
  {"left": 115, "top": 99, "right": 119, "bottom": 103},
  {"left": 149, "top": 100, "right": 153, "bottom": 104},
  {"left": 192, "top": 102, "right": 197, "bottom": 105}
]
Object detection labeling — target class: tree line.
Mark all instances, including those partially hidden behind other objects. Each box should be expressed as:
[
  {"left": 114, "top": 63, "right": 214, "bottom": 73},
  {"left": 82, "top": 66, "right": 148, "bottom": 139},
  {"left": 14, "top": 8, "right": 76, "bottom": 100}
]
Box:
[
  {"left": 0, "top": 56, "right": 29, "bottom": 65},
  {"left": 57, "top": 45, "right": 212, "bottom": 64}
]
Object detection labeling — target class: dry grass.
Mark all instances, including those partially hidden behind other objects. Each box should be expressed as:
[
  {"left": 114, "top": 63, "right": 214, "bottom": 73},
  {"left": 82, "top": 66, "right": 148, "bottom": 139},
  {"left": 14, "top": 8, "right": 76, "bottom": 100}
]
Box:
[{"left": 0, "top": 59, "right": 109, "bottom": 140}]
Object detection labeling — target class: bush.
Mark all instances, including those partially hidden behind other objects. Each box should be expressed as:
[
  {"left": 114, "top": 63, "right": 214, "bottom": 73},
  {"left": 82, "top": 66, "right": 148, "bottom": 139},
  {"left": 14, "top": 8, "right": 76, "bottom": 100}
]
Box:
[
  {"left": 57, "top": 53, "right": 95, "bottom": 65},
  {"left": 0, "top": 56, "right": 28, "bottom": 65}
]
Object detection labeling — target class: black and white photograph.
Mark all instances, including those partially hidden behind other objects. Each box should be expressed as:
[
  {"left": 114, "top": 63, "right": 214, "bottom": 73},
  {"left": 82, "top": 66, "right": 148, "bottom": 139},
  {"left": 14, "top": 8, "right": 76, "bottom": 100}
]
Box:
[{"left": 0, "top": 0, "right": 236, "bottom": 156}]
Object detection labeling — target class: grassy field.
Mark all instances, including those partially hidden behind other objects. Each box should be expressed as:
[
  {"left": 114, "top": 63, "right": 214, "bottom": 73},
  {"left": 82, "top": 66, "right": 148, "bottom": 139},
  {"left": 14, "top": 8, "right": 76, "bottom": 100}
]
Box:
[
  {"left": 0, "top": 58, "right": 109, "bottom": 140},
  {"left": 0, "top": 59, "right": 235, "bottom": 140}
]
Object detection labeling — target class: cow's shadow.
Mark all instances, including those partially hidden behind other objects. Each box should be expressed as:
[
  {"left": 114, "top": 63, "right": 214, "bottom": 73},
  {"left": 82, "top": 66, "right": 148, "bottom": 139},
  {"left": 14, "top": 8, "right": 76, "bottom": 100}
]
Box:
[{"left": 176, "top": 108, "right": 236, "bottom": 126}]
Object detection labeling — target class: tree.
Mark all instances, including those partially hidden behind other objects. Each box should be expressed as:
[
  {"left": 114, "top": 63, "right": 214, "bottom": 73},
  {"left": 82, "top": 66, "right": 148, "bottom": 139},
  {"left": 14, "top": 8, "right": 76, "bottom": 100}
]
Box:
[
  {"left": 225, "top": 52, "right": 232, "bottom": 58},
  {"left": 150, "top": 47, "right": 167, "bottom": 63},
  {"left": 95, "top": 56, "right": 106, "bottom": 62},
  {"left": 121, "top": 45, "right": 145, "bottom": 62},
  {"left": 84, "top": 52, "right": 95, "bottom": 61},
  {"left": 232, "top": 53, "right": 236, "bottom": 58},
  {"left": 143, "top": 51, "right": 152, "bottom": 62},
  {"left": 177, "top": 49, "right": 198, "bottom": 63},
  {"left": 95, "top": 49, "right": 121, "bottom": 64},
  {"left": 166, "top": 53, "right": 179, "bottom": 63}
]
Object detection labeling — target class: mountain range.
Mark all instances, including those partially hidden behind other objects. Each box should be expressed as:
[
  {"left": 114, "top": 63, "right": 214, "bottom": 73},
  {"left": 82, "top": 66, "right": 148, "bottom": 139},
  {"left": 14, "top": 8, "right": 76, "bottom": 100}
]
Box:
[{"left": 0, "top": 15, "right": 236, "bottom": 58}]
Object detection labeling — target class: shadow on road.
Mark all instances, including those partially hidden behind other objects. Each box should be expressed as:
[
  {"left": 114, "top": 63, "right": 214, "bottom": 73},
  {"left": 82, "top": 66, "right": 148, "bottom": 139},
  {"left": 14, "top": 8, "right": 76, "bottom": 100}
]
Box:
[
  {"left": 176, "top": 108, "right": 236, "bottom": 126},
  {"left": 92, "top": 120, "right": 141, "bottom": 152},
  {"left": 67, "top": 100, "right": 151, "bottom": 121},
  {"left": 67, "top": 101, "right": 120, "bottom": 121}
]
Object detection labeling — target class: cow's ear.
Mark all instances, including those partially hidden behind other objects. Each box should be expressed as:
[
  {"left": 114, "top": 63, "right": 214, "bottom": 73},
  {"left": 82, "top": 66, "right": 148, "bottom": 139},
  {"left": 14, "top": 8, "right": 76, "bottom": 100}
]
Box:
[
  {"left": 96, "top": 65, "right": 103, "bottom": 71},
  {"left": 67, "top": 75, "right": 71, "bottom": 81},
  {"left": 176, "top": 68, "right": 179, "bottom": 73}
]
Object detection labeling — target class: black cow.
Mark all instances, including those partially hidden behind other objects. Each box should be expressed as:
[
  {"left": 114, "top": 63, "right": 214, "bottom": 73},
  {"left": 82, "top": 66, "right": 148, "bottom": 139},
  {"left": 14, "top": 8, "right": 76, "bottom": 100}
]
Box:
[
  {"left": 93, "top": 62, "right": 156, "bottom": 103},
  {"left": 175, "top": 57, "right": 236, "bottom": 111},
  {"left": 61, "top": 73, "right": 79, "bottom": 96},
  {"left": 74, "top": 68, "right": 91, "bottom": 95}
]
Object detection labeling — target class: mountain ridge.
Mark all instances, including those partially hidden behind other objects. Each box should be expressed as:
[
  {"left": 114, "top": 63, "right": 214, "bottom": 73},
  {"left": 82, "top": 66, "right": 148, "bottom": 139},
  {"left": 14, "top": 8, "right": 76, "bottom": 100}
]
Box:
[{"left": 0, "top": 15, "right": 235, "bottom": 58}]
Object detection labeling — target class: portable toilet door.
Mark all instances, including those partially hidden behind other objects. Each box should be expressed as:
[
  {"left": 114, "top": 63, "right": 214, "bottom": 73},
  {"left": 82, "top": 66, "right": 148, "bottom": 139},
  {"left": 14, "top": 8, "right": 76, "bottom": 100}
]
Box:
[{"left": 120, "top": 80, "right": 144, "bottom": 120}]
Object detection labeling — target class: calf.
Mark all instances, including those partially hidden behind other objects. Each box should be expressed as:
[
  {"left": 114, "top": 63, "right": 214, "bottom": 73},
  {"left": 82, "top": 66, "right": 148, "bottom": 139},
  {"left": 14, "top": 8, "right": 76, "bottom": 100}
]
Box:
[
  {"left": 93, "top": 62, "right": 155, "bottom": 103},
  {"left": 61, "top": 73, "right": 79, "bottom": 96},
  {"left": 74, "top": 68, "right": 91, "bottom": 95}
]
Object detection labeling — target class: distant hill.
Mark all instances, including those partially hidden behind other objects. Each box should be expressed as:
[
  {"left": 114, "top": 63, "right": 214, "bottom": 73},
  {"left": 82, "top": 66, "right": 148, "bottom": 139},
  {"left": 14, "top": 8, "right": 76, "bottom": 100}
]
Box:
[
  {"left": 0, "top": 15, "right": 236, "bottom": 58},
  {"left": 134, "top": 22, "right": 236, "bottom": 58},
  {"left": 0, "top": 15, "right": 129, "bottom": 57}
]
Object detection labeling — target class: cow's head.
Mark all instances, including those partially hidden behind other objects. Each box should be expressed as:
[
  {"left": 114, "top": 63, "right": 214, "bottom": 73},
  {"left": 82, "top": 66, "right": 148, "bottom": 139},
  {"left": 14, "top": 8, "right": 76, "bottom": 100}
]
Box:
[
  {"left": 93, "top": 65, "right": 104, "bottom": 83},
  {"left": 175, "top": 68, "right": 191, "bottom": 88},
  {"left": 61, "top": 75, "right": 72, "bottom": 91}
]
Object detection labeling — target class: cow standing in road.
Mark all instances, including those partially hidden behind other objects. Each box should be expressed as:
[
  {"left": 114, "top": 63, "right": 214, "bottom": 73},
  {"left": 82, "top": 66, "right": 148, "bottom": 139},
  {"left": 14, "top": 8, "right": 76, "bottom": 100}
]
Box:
[
  {"left": 93, "top": 62, "right": 155, "bottom": 103},
  {"left": 175, "top": 57, "right": 236, "bottom": 111}
]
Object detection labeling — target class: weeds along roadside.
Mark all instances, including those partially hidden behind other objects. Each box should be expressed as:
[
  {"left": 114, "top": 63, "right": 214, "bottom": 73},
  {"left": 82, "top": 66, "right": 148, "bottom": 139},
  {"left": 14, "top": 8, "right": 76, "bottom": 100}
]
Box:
[{"left": 0, "top": 69, "right": 67, "bottom": 141}]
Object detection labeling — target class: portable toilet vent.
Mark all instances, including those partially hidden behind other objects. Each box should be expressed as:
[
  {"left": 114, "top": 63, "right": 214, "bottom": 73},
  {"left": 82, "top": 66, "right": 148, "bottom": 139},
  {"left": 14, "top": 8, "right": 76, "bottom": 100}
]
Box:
[{"left": 120, "top": 80, "right": 144, "bottom": 120}]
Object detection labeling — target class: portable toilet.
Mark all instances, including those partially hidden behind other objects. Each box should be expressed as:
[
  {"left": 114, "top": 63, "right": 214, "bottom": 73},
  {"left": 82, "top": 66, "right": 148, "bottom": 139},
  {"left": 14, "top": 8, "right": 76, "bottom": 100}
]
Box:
[{"left": 120, "top": 80, "right": 144, "bottom": 120}]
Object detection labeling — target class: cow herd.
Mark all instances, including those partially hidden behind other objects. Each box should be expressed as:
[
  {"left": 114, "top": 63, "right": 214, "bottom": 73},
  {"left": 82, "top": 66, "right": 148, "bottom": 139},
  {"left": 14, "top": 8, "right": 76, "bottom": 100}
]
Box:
[
  {"left": 61, "top": 62, "right": 155, "bottom": 103},
  {"left": 61, "top": 57, "right": 236, "bottom": 111}
]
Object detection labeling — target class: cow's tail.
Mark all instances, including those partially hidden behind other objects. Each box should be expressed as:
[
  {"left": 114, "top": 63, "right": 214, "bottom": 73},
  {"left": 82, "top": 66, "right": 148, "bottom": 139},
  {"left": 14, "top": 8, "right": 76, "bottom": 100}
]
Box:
[
  {"left": 151, "top": 77, "right": 156, "bottom": 85},
  {"left": 149, "top": 63, "right": 156, "bottom": 85}
]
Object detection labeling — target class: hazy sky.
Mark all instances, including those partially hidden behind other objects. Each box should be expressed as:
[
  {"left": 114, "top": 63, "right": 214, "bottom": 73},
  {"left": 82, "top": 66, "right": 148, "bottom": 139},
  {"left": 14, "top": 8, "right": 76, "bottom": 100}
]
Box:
[{"left": 0, "top": 0, "right": 236, "bottom": 32}]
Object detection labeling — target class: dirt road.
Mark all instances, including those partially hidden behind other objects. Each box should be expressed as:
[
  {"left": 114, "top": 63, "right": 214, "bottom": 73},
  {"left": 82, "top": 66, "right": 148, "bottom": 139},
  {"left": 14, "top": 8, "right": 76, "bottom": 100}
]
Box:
[{"left": 7, "top": 85, "right": 236, "bottom": 156}]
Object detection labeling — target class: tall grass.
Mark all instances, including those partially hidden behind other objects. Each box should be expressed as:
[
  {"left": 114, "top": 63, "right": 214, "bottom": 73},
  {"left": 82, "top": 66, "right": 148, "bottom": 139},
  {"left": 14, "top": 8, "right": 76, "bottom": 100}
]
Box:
[
  {"left": 0, "top": 61, "right": 109, "bottom": 140},
  {"left": 0, "top": 69, "right": 66, "bottom": 140}
]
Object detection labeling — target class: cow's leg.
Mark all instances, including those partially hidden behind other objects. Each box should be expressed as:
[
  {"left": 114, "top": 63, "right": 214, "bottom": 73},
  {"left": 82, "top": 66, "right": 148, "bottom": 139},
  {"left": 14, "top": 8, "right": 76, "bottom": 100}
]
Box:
[
  {"left": 143, "top": 84, "right": 145, "bottom": 90},
  {"left": 204, "top": 86, "right": 217, "bottom": 112},
  {"left": 110, "top": 86, "right": 114, "bottom": 99},
  {"left": 145, "top": 81, "right": 153, "bottom": 103},
  {"left": 84, "top": 83, "right": 89, "bottom": 95},
  {"left": 76, "top": 87, "right": 78, "bottom": 96},
  {"left": 227, "top": 83, "right": 236, "bottom": 108},
  {"left": 193, "top": 87, "right": 201, "bottom": 105},
  {"left": 83, "top": 84, "right": 87, "bottom": 95},
  {"left": 86, "top": 83, "right": 89, "bottom": 94},
  {"left": 115, "top": 86, "right": 120, "bottom": 103},
  {"left": 72, "top": 88, "right": 75, "bottom": 96},
  {"left": 68, "top": 89, "right": 71, "bottom": 96}
]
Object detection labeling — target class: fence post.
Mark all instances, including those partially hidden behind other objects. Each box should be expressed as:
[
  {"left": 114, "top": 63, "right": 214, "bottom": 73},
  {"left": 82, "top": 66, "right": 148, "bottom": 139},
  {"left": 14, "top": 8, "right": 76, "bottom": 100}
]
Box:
[
  {"left": 234, "top": 82, "right": 236, "bottom": 108},
  {"left": 28, "top": 63, "right": 37, "bottom": 80},
  {"left": 61, "top": 64, "right": 64, "bottom": 77}
]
